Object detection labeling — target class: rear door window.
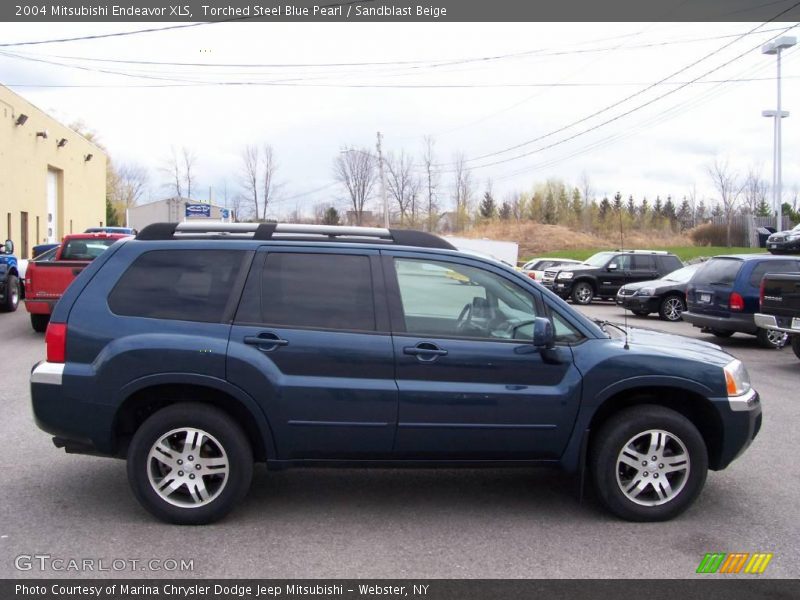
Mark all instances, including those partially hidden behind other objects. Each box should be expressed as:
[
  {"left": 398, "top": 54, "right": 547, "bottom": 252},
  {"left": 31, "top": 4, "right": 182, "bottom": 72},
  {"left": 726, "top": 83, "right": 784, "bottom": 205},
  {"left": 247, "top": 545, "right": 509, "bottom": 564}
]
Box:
[
  {"left": 108, "top": 249, "right": 249, "bottom": 323},
  {"left": 747, "top": 260, "right": 800, "bottom": 287},
  {"left": 631, "top": 255, "right": 655, "bottom": 271},
  {"left": 691, "top": 259, "right": 743, "bottom": 287}
]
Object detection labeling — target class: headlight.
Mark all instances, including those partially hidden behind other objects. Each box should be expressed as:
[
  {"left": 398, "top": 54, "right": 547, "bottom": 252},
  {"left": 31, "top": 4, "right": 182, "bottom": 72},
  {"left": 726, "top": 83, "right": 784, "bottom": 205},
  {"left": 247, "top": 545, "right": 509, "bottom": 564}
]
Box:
[
  {"left": 788, "top": 233, "right": 800, "bottom": 240},
  {"left": 723, "top": 359, "right": 751, "bottom": 396},
  {"left": 557, "top": 272, "right": 574, "bottom": 280},
  {"left": 637, "top": 287, "right": 656, "bottom": 296}
]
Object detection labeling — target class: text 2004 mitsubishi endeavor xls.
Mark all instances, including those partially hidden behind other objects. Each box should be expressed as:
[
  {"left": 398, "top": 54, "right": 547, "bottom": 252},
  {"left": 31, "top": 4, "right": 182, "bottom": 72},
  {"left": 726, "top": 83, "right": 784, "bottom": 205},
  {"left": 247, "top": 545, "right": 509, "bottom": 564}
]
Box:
[{"left": 30, "top": 223, "right": 761, "bottom": 524}]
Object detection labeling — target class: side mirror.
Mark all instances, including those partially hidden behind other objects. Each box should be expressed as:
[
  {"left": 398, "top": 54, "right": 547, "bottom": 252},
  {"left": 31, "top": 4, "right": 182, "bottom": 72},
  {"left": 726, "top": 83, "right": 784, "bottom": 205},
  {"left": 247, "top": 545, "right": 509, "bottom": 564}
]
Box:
[
  {"left": 607, "top": 263, "right": 618, "bottom": 271},
  {"left": 3, "top": 239, "right": 13, "bottom": 255},
  {"left": 532, "top": 317, "right": 555, "bottom": 349}
]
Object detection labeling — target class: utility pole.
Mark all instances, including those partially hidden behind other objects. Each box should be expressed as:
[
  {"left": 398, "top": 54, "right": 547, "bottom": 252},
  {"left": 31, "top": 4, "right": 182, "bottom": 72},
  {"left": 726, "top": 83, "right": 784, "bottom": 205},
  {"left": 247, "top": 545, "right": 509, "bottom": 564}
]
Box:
[{"left": 376, "top": 131, "right": 390, "bottom": 228}]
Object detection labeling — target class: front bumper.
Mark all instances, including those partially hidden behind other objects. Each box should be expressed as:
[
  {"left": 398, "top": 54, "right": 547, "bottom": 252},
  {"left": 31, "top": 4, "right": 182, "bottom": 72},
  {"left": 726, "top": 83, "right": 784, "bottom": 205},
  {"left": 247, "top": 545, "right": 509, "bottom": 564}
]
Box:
[
  {"left": 550, "top": 281, "right": 574, "bottom": 297},
  {"left": 766, "top": 238, "right": 800, "bottom": 253},
  {"left": 616, "top": 293, "right": 660, "bottom": 313},
  {"left": 711, "top": 389, "right": 762, "bottom": 470},
  {"left": 754, "top": 312, "right": 800, "bottom": 335},
  {"left": 683, "top": 310, "right": 758, "bottom": 335}
]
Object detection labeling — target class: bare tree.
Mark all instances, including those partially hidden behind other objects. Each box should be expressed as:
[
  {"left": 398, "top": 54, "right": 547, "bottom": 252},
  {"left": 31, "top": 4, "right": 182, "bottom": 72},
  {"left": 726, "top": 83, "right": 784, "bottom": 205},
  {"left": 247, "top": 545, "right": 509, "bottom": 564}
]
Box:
[
  {"left": 162, "top": 146, "right": 183, "bottom": 198},
  {"left": 422, "top": 136, "right": 440, "bottom": 231},
  {"left": 240, "top": 145, "right": 260, "bottom": 219},
  {"left": 114, "top": 164, "right": 149, "bottom": 209},
  {"left": 386, "top": 150, "right": 420, "bottom": 226},
  {"left": 707, "top": 158, "right": 745, "bottom": 247},
  {"left": 182, "top": 147, "right": 198, "bottom": 199},
  {"left": 261, "top": 144, "right": 280, "bottom": 220},
  {"left": 333, "top": 147, "right": 376, "bottom": 226},
  {"left": 743, "top": 166, "right": 768, "bottom": 214},
  {"left": 452, "top": 152, "right": 474, "bottom": 232}
]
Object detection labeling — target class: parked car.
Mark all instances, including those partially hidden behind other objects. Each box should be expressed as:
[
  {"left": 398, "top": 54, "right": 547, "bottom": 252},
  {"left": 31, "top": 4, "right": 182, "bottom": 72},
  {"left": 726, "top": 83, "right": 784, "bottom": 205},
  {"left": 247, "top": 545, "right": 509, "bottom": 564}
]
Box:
[
  {"left": 683, "top": 254, "right": 800, "bottom": 348},
  {"left": 542, "top": 250, "right": 684, "bottom": 305},
  {"left": 755, "top": 272, "right": 800, "bottom": 360},
  {"left": 616, "top": 263, "right": 702, "bottom": 322},
  {"left": 24, "top": 232, "right": 130, "bottom": 332},
  {"left": 521, "top": 258, "right": 582, "bottom": 281},
  {"left": 0, "top": 239, "right": 20, "bottom": 312},
  {"left": 85, "top": 226, "right": 138, "bottom": 235},
  {"left": 766, "top": 223, "right": 800, "bottom": 254},
  {"left": 30, "top": 222, "right": 762, "bottom": 525}
]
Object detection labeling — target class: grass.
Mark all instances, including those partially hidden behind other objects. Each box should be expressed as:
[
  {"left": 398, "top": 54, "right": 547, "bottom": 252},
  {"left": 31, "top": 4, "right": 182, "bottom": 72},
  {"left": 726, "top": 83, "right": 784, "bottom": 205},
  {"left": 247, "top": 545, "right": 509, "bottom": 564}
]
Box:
[{"left": 523, "top": 246, "right": 768, "bottom": 263}]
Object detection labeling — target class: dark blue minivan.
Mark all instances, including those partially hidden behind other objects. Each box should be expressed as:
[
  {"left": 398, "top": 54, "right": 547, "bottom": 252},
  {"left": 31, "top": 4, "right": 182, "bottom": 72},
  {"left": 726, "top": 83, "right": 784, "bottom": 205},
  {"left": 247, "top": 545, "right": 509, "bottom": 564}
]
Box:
[
  {"left": 30, "top": 223, "right": 762, "bottom": 524},
  {"left": 683, "top": 254, "right": 800, "bottom": 348}
]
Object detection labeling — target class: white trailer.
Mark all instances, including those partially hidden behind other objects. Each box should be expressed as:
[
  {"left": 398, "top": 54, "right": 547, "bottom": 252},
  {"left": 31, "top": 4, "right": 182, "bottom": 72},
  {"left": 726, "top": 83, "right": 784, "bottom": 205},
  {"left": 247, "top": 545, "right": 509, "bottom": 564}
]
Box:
[{"left": 445, "top": 237, "right": 519, "bottom": 267}]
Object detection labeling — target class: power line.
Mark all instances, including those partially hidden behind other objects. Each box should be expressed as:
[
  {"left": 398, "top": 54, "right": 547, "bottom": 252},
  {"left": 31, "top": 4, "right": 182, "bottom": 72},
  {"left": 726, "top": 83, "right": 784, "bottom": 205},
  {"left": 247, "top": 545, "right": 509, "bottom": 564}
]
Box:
[{"left": 0, "top": 22, "right": 215, "bottom": 48}]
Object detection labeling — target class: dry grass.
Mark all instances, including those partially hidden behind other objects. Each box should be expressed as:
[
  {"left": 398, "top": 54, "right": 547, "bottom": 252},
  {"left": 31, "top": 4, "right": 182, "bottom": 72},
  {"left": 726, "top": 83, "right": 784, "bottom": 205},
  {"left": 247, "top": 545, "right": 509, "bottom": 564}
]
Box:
[{"left": 461, "top": 222, "right": 693, "bottom": 258}]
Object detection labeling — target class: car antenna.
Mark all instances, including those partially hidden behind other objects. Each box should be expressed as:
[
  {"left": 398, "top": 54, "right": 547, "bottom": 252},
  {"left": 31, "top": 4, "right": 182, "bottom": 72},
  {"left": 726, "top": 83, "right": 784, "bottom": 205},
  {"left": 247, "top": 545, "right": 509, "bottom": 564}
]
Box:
[{"left": 618, "top": 195, "right": 630, "bottom": 350}]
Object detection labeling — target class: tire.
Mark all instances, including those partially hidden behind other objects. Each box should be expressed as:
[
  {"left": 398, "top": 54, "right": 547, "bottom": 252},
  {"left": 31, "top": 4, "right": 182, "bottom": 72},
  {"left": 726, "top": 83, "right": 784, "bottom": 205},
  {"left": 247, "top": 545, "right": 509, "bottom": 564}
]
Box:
[
  {"left": 658, "top": 294, "right": 686, "bottom": 322},
  {"left": 30, "top": 314, "right": 49, "bottom": 333},
  {"left": 127, "top": 403, "right": 253, "bottom": 525},
  {"left": 1, "top": 274, "right": 19, "bottom": 312},
  {"left": 710, "top": 329, "right": 734, "bottom": 338},
  {"left": 590, "top": 405, "right": 708, "bottom": 522},
  {"left": 571, "top": 281, "right": 594, "bottom": 305},
  {"left": 756, "top": 327, "right": 788, "bottom": 349},
  {"left": 792, "top": 335, "right": 800, "bottom": 360},
  {"left": 631, "top": 310, "right": 649, "bottom": 317}
]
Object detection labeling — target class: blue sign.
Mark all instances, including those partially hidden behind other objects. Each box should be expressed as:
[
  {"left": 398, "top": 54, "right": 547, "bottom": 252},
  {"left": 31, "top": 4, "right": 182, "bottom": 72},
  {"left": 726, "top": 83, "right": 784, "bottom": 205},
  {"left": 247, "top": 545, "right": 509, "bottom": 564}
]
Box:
[
  {"left": 221, "top": 209, "right": 230, "bottom": 219},
  {"left": 185, "top": 204, "right": 211, "bottom": 218}
]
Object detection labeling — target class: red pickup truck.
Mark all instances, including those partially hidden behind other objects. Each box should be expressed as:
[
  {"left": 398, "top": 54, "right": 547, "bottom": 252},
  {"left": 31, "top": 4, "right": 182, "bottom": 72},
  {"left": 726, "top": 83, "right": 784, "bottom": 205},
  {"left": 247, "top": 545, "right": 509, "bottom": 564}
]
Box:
[{"left": 24, "top": 232, "right": 130, "bottom": 332}]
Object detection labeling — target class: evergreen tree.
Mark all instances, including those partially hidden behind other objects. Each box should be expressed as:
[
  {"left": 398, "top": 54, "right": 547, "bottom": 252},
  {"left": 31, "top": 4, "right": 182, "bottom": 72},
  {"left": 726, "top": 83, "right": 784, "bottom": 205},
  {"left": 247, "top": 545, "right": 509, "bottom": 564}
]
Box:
[
  {"left": 613, "top": 192, "right": 623, "bottom": 213},
  {"left": 695, "top": 199, "right": 707, "bottom": 222},
  {"left": 677, "top": 198, "right": 692, "bottom": 230},
  {"left": 543, "top": 191, "right": 557, "bottom": 224},
  {"left": 571, "top": 188, "right": 583, "bottom": 218},
  {"left": 639, "top": 197, "right": 650, "bottom": 219},
  {"left": 663, "top": 195, "right": 677, "bottom": 221},
  {"left": 654, "top": 196, "right": 663, "bottom": 216},
  {"left": 479, "top": 191, "right": 497, "bottom": 219},
  {"left": 106, "top": 197, "right": 120, "bottom": 227},
  {"left": 499, "top": 201, "right": 512, "bottom": 220},
  {"left": 599, "top": 196, "right": 612, "bottom": 220},
  {"left": 626, "top": 195, "right": 636, "bottom": 217},
  {"left": 322, "top": 206, "right": 340, "bottom": 225},
  {"left": 711, "top": 202, "right": 724, "bottom": 218}
]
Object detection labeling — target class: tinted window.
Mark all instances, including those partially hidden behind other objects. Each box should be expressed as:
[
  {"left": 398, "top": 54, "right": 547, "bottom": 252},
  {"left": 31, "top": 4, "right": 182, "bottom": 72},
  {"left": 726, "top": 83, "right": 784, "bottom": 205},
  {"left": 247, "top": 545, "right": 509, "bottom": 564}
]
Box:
[
  {"left": 747, "top": 260, "right": 800, "bottom": 287},
  {"left": 631, "top": 255, "right": 655, "bottom": 271},
  {"left": 109, "top": 250, "right": 247, "bottom": 322},
  {"left": 691, "top": 259, "right": 743, "bottom": 287},
  {"left": 659, "top": 255, "right": 683, "bottom": 273},
  {"left": 236, "top": 252, "right": 376, "bottom": 331},
  {"left": 394, "top": 258, "right": 537, "bottom": 341},
  {"left": 61, "top": 238, "right": 117, "bottom": 260}
]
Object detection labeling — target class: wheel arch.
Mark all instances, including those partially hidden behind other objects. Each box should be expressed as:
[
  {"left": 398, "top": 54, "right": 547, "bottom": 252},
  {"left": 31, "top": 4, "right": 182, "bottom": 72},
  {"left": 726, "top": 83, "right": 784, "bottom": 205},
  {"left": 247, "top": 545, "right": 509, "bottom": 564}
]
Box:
[{"left": 112, "top": 376, "right": 276, "bottom": 462}]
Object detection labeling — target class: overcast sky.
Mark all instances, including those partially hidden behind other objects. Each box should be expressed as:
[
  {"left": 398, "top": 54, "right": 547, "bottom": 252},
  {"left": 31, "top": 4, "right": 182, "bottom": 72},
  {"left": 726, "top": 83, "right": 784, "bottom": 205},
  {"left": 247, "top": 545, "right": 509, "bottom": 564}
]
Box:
[{"left": 2, "top": 20, "right": 799, "bottom": 218}]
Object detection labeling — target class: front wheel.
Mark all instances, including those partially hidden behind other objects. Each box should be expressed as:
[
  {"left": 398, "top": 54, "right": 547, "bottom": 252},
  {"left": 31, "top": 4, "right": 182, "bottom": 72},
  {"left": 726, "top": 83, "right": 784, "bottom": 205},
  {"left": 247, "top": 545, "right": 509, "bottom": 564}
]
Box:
[
  {"left": 1, "top": 275, "right": 19, "bottom": 312},
  {"left": 571, "top": 282, "right": 594, "bottom": 305},
  {"left": 590, "top": 405, "right": 708, "bottom": 521},
  {"left": 710, "top": 329, "right": 734, "bottom": 339},
  {"left": 756, "top": 327, "right": 788, "bottom": 349},
  {"left": 127, "top": 403, "right": 253, "bottom": 525},
  {"left": 30, "top": 314, "right": 49, "bottom": 333},
  {"left": 792, "top": 335, "right": 800, "bottom": 360}
]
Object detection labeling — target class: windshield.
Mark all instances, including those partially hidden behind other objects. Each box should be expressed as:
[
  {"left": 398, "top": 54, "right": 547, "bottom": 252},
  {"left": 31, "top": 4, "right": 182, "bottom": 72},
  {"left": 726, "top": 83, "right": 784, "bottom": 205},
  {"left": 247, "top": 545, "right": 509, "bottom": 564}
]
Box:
[
  {"left": 663, "top": 264, "right": 700, "bottom": 283},
  {"left": 583, "top": 252, "right": 616, "bottom": 267}
]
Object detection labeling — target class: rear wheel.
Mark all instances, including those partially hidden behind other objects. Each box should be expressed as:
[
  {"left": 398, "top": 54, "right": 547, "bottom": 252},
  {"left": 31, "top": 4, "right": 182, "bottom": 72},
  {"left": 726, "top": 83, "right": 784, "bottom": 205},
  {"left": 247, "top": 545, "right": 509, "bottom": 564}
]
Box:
[
  {"left": 30, "top": 314, "right": 49, "bottom": 333},
  {"left": 127, "top": 403, "right": 253, "bottom": 525},
  {"left": 659, "top": 294, "right": 686, "bottom": 322},
  {"left": 571, "top": 282, "right": 594, "bottom": 305},
  {"left": 756, "top": 327, "right": 788, "bottom": 349},
  {"left": 791, "top": 335, "right": 800, "bottom": 360},
  {"left": 590, "top": 405, "right": 708, "bottom": 522},
  {"left": 1, "top": 274, "right": 19, "bottom": 312}
]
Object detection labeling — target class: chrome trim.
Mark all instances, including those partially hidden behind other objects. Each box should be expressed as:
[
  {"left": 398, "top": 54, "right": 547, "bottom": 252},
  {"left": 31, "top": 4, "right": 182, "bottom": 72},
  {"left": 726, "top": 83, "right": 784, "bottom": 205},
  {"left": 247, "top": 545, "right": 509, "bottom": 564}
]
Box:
[
  {"left": 728, "top": 388, "right": 759, "bottom": 412},
  {"left": 30, "top": 361, "right": 64, "bottom": 385},
  {"left": 175, "top": 222, "right": 391, "bottom": 238},
  {"left": 755, "top": 313, "right": 798, "bottom": 335}
]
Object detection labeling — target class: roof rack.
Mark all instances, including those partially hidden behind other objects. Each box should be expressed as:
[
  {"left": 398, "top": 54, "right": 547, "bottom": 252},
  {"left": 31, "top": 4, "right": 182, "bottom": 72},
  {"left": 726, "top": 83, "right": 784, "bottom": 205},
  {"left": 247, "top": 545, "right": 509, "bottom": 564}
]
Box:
[
  {"left": 136, "top": 222, "right": 456, "bottom": 251},
  {"left": 615, "top": 249, "right": 669, "bottom": 254}
]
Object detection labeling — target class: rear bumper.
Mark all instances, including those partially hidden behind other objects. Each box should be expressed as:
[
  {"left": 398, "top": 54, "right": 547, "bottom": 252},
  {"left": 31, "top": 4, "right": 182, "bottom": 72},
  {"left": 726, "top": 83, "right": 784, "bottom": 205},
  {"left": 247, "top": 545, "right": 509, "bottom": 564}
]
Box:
[
  {"left": 683, "top": 310, "right": 758, "bottom": 334},
  {"left": 754, "top": 313, "right": 800, "bottom": 335},
  {"left": 24, "top": 299, "right": 56, "bottom": 315}
]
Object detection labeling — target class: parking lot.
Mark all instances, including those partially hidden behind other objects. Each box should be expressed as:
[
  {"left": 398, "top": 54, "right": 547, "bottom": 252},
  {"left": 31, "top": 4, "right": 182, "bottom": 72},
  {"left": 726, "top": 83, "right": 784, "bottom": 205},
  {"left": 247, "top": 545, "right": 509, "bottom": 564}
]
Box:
[{"left": 0, "top": 302, "right": 798, "bottom": 579}]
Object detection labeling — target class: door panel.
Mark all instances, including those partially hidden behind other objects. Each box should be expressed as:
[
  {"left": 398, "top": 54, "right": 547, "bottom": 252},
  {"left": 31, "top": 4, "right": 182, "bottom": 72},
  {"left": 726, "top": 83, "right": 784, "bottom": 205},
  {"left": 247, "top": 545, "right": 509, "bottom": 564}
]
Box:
[
  {"left": 226, "top": 249, "right": 397, "bottom": 459},
  {"left": 385, "top": 253, "right": 582, "bottom": 459}
]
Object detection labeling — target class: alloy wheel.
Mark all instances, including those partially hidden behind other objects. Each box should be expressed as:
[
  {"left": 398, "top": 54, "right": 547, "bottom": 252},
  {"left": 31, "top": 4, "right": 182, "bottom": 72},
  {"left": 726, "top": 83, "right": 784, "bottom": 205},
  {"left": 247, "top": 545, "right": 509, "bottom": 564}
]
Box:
[
  {"left": 662, "top": 297, "right": 683, "bottom": 321},
  {"left": 615, "top": 429, "right": 690, "bottom": 507}
]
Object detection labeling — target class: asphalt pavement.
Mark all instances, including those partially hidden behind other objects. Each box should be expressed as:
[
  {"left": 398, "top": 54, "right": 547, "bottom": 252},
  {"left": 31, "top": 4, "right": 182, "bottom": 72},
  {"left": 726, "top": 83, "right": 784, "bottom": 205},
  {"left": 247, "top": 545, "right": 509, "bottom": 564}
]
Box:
[{"left": 0, "top": 304, "right": 797, "bottom": 579}]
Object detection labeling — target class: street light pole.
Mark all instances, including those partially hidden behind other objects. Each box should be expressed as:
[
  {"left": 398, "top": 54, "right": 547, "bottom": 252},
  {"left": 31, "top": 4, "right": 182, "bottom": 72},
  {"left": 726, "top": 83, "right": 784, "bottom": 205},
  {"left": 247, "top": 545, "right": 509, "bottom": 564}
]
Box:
[{"left": 762, "top": 36, "right": 796, "bottom": 232}]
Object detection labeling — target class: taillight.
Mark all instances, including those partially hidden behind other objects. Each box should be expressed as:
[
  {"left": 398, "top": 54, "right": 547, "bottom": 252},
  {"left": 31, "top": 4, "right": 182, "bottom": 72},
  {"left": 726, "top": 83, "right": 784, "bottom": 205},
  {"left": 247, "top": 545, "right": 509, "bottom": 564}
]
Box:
[
  {"left": 730, "top": 292, "right": 745, "bottom": 312},
  {"left": 45, "top": 322, "right": 67, "bottom": 363},
  {"left": 759, "top": 279, "right": 765, "bottom": 309},
  {"left": 527, "top": 272, "right": 536, "bottom": 280}
]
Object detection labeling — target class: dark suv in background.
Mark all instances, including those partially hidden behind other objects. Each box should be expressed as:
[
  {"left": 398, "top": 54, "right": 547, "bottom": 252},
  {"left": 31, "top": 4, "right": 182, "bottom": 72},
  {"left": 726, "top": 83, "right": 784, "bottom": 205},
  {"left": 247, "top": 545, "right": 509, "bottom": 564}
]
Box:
[
  {"left": 30, "top": 223, "right": 761, "bottom": 525},
  {"left": 542, "top": 250, "right": 683, "bottom": 305},
  {"left": 683, "top": 254, "right": 800, "bottom": 348}
]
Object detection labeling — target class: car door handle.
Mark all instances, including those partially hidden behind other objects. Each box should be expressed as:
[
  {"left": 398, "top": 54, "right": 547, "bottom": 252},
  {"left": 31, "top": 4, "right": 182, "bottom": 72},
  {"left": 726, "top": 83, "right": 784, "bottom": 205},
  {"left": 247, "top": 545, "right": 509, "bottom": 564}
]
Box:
[
  {"left": 244, "top": 333, "right": 289, "bottom": 351},
  {"left": 404, "top": 343, "right": 448, "bottom": 361}
]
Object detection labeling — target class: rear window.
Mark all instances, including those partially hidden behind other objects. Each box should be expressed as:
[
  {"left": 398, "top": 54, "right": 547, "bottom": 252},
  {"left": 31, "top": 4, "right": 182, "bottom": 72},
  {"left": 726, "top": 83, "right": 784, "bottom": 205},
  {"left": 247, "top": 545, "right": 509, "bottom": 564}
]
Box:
[
  {"left": 691, "top": 259, "right": 743, "bottom": 287},
  {"left": 61, "top": 238, "right": 117, "bottom": 260},
  {"left": 108, "top": 250, "right": 248, "bottom": 323},
  {"left": 747, "top": 260, "right": 800, "bottom": 287}
]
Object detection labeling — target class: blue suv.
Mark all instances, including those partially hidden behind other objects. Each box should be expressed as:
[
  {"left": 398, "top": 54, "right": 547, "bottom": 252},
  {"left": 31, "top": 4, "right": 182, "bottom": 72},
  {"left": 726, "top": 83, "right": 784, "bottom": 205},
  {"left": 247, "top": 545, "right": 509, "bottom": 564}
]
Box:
[
  {"left": 683, "top": 254, "right": 800, "bottom": 348},
  {"left": 30, "top": 223, "right": 762, "bottom": 524}
]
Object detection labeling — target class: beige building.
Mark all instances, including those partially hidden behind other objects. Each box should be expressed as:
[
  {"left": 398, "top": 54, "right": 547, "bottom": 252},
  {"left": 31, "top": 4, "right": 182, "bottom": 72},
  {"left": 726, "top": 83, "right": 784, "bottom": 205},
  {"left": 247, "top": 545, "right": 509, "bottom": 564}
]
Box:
[{"left": 0, "top": 85, "right": 106, "bottom": 258}]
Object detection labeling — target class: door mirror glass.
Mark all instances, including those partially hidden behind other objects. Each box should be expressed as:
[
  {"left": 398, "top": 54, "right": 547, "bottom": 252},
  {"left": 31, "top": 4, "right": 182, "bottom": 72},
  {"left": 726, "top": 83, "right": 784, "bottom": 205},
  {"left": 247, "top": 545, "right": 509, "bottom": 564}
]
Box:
[
  {"left": 532, "top": 317, "right": 555, "bottom": 349},
  {"left": 3, "top": 239, "right": 13, "bottom": 255}
]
